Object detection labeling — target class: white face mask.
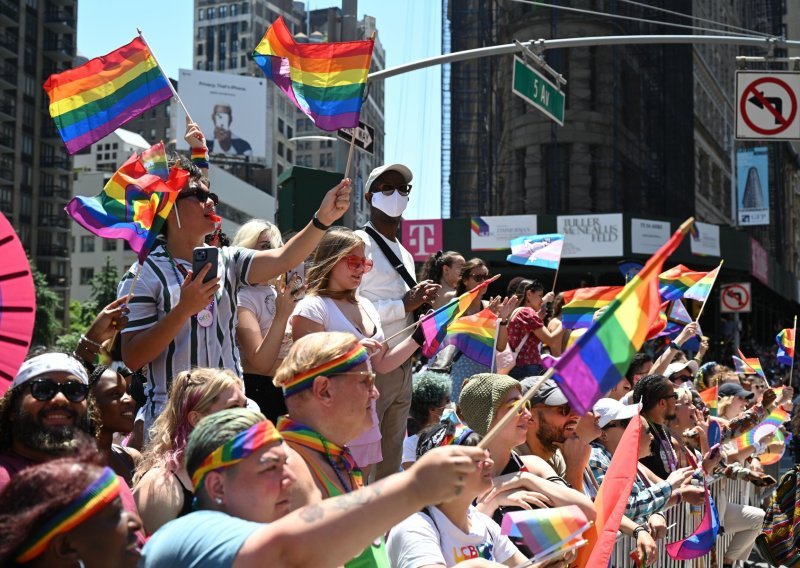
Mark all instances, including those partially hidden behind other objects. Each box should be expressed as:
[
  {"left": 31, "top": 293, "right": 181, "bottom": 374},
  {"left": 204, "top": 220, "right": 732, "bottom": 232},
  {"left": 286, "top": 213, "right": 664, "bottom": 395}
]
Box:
[{"left": 370, "top": 190, "right": 409, "bottom": 218}]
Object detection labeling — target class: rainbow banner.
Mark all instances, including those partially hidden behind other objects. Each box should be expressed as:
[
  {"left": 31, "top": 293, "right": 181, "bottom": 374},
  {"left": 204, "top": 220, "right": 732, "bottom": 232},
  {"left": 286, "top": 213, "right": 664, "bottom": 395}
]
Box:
[
  {"left": 65, "top": 150, "right": 188, "bottom": 263},
  {"left": 776, "top": 328, "right": 795, "bottom": 365},
  {"left": 43, "top": 37, "right": 173, "bottom": 155},
  {"left": 501, "top": 505, "right": 590, "bottom": 559},
  {"left": 552, "top": 221, "right": 691, "bottom": 414},
  {"left": 506, "top": 233, "right": 564, "bottom": 269},
  {"left": 440, "top": 308, "right": 497, "bottom": 367},
  {"left": 658, "top": 264, "right": 708, "bottom": 301},
  {"left": 252, "top": 16, "right": 373, "bottom": 131},
  {"left": 683, "top": 263, "right": 721, "bottom": 302},
  {"left": 560, "top": 286, "right": 621, "bottom": 330}
]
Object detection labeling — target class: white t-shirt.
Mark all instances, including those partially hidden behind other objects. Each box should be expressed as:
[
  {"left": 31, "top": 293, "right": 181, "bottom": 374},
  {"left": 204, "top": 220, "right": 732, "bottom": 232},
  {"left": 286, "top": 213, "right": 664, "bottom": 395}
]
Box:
[
  {"left": 401, "top": 434, "right": 419, "bottom": 466},
  {"left": 387, "top": 505, "right": 519, "bottom": 568},
  {"left": 292, "top": 295, "right": 384, "bottom": 342},
  {"left": 237, "top": 284, "right": 292, "bottom": 360}
]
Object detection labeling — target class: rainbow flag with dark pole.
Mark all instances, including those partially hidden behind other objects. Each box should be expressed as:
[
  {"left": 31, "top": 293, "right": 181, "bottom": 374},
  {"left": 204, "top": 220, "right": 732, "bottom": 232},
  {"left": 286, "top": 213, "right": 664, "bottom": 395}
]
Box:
[
  {"left": 439, "top": 308, "right": 497, "bottom": 367},
  {"left": 560, "top": 286, "right": 622, "bottom": 330},
  {"left": 43, "top": 36, "right": 173, "bottom": 155},
  {"left": 551, "top": 220, "right": 693, "bottom": 414},
  {"left": 658, "top": 264, "right": 708, "bottom": 301},
  {"left": 252, "top": 16, "right": 373, "bottom": 131}
]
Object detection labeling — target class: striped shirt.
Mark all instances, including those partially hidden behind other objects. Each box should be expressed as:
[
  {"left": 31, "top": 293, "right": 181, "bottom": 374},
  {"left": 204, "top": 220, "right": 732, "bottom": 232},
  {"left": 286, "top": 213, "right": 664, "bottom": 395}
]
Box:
[{"left": 118, "top": 245, "right": 255, "bottom": 427}]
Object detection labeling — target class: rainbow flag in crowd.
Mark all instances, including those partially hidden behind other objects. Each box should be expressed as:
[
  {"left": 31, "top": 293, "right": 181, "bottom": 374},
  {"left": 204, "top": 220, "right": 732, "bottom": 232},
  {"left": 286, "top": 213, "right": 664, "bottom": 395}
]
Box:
[
  {"left": 733, "top": 407, "right": 790, "bottom": 452},
  {"left": 65, "top": 148, "right": 188, "bottom": 263},
  {"left": 551, "top": 220, "right": 691, "bottom": 414},
  {"left": 732, "top": 350, "right": 766, "bottom": 379},
  {"left": 420, "top": 276, "right": 497, "bottom": 358},
  {"left": 659, "top": 300, "right": 702, "bottom": 338},
  {"left": 252, "top": 16, "right": 373, "bottom": 131},
  {"left": 759, "top": 429, "right": 790, "bottom": 465},
  {"left": 560, "top": 286, "right": 621, "bottom": 330},
  {"left": 140, "top": 141, "right": 169, "bottom": 180},
  {"left": 658, "top": 265, "right": 708, "bottom": 302},
  {"left": 699, "top": 385, "right": 717, "bottom": 417},
  {"left": 440, "top": 308, "right": 497, "bottom": 367},
  {"left": 43, "top": 37, "right": 173, "bottom": 154},
  {"left": 776, "top": 327, "right": 796, "bottom": 365},
  {"left": 506, "top": 233, "right": 564, "bottom": 269},
  {"left": 683, "top": 262, "right": 721, "bottom": 302},
  {"left": 501, "top": 506, "right": 590, "bottom": 560}
]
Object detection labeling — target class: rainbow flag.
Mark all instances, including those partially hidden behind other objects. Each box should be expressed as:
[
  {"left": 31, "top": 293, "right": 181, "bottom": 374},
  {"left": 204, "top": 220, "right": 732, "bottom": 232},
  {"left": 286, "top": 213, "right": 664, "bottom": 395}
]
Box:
[
  {"left": 43, "top": 37, "right": 172, "bottom": 155},
  {"left": 506, "top": 233, "right": 564, "bottom": 269},
  {"left": 252, "top": 17, "right": 373, "bottom": 131},
  {"left": 683, "top": 263, "right": 721, "bottom": 302},
  {"left": 140, "top": 141, "right": 169, "bottom": 180},
  {"left": 501, "top": 506, "right": 590, "bottom": 559},
  {"left": 776, "top": 328, "right": 796, "bottom": 365},
  {"left": 552, "top": 221, "right": 691, "bottom": 414},
  {"left": 658, "top": 264, "right": 708, "bottom": 301},
  {"left": 65, "top": 149, "right": 188, "bottom": 263},
  {"left": 733, "top": 407, "right": 790, "bottom": 452},
  {"left": 759, "top": 429, "right": 789, "bottom": 465},
  {"left": 560, "top": 286, "right": 621, "bottom": 330},
  {"left": 440, "top": 309, "right": 497, "bottom": 367},
  {"left": 699, "top": 385, "right": 717, "bottom": 417},
  {"left": 733, "top": 351, "right": 765, "bottom": 379}
]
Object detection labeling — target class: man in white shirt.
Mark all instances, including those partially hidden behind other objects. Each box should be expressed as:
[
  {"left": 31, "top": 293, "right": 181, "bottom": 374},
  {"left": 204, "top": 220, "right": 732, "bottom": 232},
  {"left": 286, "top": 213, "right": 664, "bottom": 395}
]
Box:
[{"left": 355, "top": 164, "right": 440, "bottom": 479}]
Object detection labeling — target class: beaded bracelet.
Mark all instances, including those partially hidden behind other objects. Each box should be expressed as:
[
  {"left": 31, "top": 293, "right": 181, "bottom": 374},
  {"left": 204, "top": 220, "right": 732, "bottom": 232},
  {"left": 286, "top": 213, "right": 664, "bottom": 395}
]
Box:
[
  {"left": 191, "top": 146, "right": 209, "bottom": 170},
  {"left": 80, "top": 335, "right": 103, "bottom": 350}
]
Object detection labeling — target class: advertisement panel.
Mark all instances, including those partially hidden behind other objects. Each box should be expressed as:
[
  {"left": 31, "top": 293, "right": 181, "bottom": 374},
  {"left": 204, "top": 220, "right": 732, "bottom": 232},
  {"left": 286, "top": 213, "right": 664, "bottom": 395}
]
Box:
[
  {"left": 175, "top": 69, "right": 269, "bottom": 163},
  {"left": 690, "top": 222, "right": 720, "bottom": 257},
  {"left": 631, "top": 218, "right": 671, "bottom": 255},
  {"left": 402, "top": 219, "right": 443, "bottom": 262},
  {"left": 737, "top": 147, "right": 769, "bottom": 226},
  {"left": 470, "top": 215, "right": 537, "bottom": 251},
  {"left": 557, "top": 213, "right": 623, "bottom": 258},
  {"left": 750, "top": 238, "right": 769, "bottom": 284}
]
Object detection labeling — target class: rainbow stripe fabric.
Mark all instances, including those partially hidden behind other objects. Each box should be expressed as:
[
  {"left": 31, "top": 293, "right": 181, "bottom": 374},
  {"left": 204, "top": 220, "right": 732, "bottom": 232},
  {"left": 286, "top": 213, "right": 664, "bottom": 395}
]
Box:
[
  {"left": 732, "top": 407, "right": 790, "bottom": 452},
  {"left": 440, "top": 308, "right": 497, "bottom": 367},
  {"left": 65, "top": 150, "right": 187, "bottom": 264},
  {"left": 776, "top": 328, "right": 795, "bottom": 365},
  {"left": 551, "top": 222, "right": 690, "bottom": 414},
  {"left": 501, "top": 505, "right": 590, "bottom": 559},
  {"left": 665, "top": 489, "right": 720, "bottom": 560},
  {"left": 759, "top": 429, "right": 789, "bottom": 465},
  {"left": 733, "top": 350, "right": 766, "bottom": 379},
  {"left": 140, "top": 141, "right": 169, "bottom": 180},
  {"left": 683, "top": 264, "right": 721, "bottom": 302},
  {"left": 560, "top": 286, "right": 621, "bottom": 330},
  {"left": 658, "top": 264, "right": 708, "bottom": 301},
  {"left": 16, "top": 467, "right": 121, "bottom": 562},
  {"left": 280, "top": 344, "right": 369, "bottom": 397},
  {"left": 43, "top": 36, "right": 172, "bottom": 154},
  {"left": 191, "top": 420, "right": 283, "bottom": 491},
  {"left": 699, "top": 385, "right": 717, "bottom": 417},
  {"left": 506, "top": 233, "right": 564, "bottom": 269},
  {"left": 252, "top": 17, "right": 373, "bottom": 131}
]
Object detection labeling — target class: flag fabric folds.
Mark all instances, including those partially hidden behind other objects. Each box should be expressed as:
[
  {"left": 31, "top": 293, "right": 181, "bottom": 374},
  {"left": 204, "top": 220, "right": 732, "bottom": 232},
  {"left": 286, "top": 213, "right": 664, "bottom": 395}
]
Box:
[
  {"left": 140, "top": 141, "right": 169, "bottom": 180},
  {"left": 439, "top": 308, "right": 497, "bottom": 367},
  {"left": 552, "top": 221, "right": 691, "bottom": 414},
  {"left": 252, "top": 16, "right": 373, "bottom": 131},
  {"left": 683, "top": 263, "right": 721, "bottom": 302},
  {"left": 665, "top": 489, "right": 720, "bottom": 560},
  {"left": 659, "top": 300, "right": 702, "bottom": 338},
  {"left": 65, "top": 149, "right": 188, "bottom": 263},
  {"left": 560, "top": 286, "right": 621, "bottom": 330},
  {"left": 43, "top": 37, "right": 173, "bottom": 154},
  {"left": 506, "top": 233, "right": 564, "bottom": 269},
  {"left": 776, "top": 328, "right": 796, "bottom": 365},
  {"left": 699, "top": 385, "right": 717, "bottom": 417},
  {"left": 658, "top": 264, "right": 708, "bottom": 301},
  {"left": 501, "top": 505, "right": 590, "bottom": 560},
  {"left": 733, "top": 351, "right": 766, "bottom": 379}
]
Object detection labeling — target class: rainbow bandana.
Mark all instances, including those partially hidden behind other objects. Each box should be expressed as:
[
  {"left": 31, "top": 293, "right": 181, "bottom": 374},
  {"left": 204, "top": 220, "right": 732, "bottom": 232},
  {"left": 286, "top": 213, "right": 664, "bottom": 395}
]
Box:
[
  {"left": 281, "top": 344, "right": 369, "bottom": 397},
  {"left": 191, "top": 420, "right": 283, "bottom": 491},
  {"left": 16, "top": 467, "right": 121, "bottom": 563}
]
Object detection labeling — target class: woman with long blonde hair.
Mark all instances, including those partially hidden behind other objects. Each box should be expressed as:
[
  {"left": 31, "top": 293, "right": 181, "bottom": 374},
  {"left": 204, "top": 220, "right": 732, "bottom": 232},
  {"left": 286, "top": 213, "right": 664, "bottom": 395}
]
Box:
[{"left": 133, "top": 368, "right": 246, "bottom": 534}]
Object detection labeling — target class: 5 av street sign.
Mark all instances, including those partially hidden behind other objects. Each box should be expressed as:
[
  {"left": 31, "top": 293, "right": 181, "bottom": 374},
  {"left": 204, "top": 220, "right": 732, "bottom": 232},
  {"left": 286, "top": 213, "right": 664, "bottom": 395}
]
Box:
[{"left": 512, "top": 56, "right": 565, "bottom": 125}]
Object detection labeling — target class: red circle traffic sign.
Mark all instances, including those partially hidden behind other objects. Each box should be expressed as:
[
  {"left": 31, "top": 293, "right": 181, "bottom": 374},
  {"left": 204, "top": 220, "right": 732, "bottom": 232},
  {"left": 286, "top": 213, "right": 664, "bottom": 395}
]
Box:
[
  {"left": 740, "top": 77, "right": 798, "bottom": 136},
  {"left": 721, "top": 284, "right": 750, "bottom": 311}
]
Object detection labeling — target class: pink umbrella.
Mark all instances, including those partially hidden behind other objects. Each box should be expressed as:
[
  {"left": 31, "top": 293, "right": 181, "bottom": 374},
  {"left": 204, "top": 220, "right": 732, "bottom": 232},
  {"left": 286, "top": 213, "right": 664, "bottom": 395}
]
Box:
[{"left": 0, "top": 212, "right": 36, "bottom": 395}]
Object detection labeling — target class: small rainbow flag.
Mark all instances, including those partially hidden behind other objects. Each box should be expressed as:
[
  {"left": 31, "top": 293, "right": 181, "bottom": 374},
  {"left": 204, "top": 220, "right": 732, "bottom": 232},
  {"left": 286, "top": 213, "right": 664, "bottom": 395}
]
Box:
[
  {"left": 759, "top": 429, "right": 789, "bottom": 465},
  {"left": 552, "top": 221, "right": 691, "bottom": 414},
  {"left": 699, "top": 385, "right": 717, "bottom": 417},
  {"left": 733, "top": 350, "right": 765, "bottom": 379},
  {"left": 658, "top": 264, "right": 708, "bottom": 301},
  {"left": 507, "top": 233, "right": 564, "bottom": 269},
  {"left": 501, "top": 505, "right": 590, "bottom": 559},
  {"left": 140, "top": 141, "right": 169, "bottom": 180},
  {"left": 65, "top": 149, "right": 188, "bottom": 263},
  {"left": 43, "top": 36, "right": 173, "bottom": 155},
  {"left": 440, "top": 308, "right": 497, "bottom": 367},
  {"left": 560, "top": 286, "right": 621, "bottom": 330},
  {"left": 252, "top": 17, "right": 373, "bottom": 131},
  {"left": 683, "top": 263, "right": 721, "bottom": 302},
  {"left": 776, "top": 328, "right": 795, "bottom": 365}
]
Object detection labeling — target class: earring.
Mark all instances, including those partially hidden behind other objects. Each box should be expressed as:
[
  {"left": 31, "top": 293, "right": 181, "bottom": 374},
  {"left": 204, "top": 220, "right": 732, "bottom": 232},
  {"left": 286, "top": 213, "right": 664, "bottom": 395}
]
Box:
[{"left": 215, "top": 497, "right": 223, "bottom": 505}]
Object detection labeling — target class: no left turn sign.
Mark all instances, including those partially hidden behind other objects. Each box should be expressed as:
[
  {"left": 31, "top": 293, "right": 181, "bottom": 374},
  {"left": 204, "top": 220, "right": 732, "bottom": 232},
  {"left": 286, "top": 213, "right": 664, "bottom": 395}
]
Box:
[
  {"left": 736, "top": 72, "right": 800, "bottom": 140},
  {"left": 720, "top": 282, "right": 751, "bottom": 313}
]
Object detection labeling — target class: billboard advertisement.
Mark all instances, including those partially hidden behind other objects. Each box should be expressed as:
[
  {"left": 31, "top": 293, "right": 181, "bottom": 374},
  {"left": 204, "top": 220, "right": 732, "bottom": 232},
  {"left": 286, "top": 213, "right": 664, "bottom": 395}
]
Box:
[
  {"left": 470, "top": 215, "right": 537, "bottom": 251},
  {"left": 736, "top": 147, "right": 769, "bottom": 226},
  {"left": 557, "top": 213, "right": 623, "bottom": 258},
  {"left": 175, "top": 69, "right": 269, "bottom": 163}
]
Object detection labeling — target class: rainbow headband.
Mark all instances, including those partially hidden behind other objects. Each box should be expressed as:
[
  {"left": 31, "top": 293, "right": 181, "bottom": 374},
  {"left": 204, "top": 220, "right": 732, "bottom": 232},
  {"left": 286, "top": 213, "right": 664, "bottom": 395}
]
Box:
[
  {"left": 16, "top": 467, "right": 120, "bottom": 563},
  {"left": 191, "top": 420, "right": 283, "bottom": 491},
  {"left": 281, "top": 344, "right": 369, "bottom": 397}
]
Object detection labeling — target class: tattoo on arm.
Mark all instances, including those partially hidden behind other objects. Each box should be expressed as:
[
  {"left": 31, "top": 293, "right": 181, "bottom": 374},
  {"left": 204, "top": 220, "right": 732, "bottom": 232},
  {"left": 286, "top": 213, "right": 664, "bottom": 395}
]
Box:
[
  {"left": 333, "top": 484, "right": 383, "bottom": 511},
  {"left": 299, "top": 504, "right": 324, "bottom": 523}
]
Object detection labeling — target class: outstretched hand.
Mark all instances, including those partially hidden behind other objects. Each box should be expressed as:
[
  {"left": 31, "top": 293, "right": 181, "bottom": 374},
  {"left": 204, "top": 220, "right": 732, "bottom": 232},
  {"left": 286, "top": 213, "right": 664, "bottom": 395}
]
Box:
[
  {"left": 84, "top": 296, "right": 130, "bottom": 343},
  {"left": 315, "top": 179, "right": 352, "bottom": 226}
]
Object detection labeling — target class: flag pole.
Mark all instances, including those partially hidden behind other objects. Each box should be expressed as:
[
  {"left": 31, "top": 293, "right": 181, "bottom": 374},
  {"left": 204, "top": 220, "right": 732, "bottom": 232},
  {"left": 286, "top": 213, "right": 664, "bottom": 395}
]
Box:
[
  {"left": 343, "top": 31, "right": 376, "bottom": 179},
  {"left": 108, "top": 262, "right": 143, "bottom": 349},
  {"left": 694, "top": 259, "right": 723, "bottom": 323},
  {"left": 551, "top": 235, "right": 564, "bottom": 293},
  {"left": 790, "top": 315, "right": 797, "bottom": 382},
  {"left": 490, "top": 319, "right": 500, "bottom": 373},
  {"left": 137, "top": 28, "right": 193, "bottom": 123}
]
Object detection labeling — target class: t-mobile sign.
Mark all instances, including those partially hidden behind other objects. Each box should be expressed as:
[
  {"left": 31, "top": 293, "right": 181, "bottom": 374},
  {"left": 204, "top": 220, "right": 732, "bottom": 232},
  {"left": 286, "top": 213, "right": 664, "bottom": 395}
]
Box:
[{"left": 402, "top": 219, "right": 443, "bottom": 262}]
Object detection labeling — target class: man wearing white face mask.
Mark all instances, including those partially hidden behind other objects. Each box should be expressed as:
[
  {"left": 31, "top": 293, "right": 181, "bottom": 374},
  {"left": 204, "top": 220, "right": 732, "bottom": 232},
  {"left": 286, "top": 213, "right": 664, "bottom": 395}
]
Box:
[{"left": 355, "top": 164, "right": 441, "bottom": 480}]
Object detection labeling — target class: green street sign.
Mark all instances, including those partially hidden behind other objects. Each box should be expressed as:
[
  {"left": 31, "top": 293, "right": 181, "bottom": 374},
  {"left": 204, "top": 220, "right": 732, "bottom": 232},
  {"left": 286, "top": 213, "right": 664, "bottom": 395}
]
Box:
[{"left": 512, "top": 56, "right": 565, "bottom": 125}]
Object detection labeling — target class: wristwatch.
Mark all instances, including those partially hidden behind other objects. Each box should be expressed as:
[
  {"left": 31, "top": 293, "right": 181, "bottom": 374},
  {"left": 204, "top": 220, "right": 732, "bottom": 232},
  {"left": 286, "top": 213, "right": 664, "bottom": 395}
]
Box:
[
  {"left": 668, "top": 340, "right": 682, "bottom": 351},
  {"left": 312, "top": 213, "right": 331, "bottom": 231}
]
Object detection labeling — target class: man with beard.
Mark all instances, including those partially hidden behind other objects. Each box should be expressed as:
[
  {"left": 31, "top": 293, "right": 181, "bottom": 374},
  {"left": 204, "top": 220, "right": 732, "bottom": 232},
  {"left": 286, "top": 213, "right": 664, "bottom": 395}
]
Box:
[{"left": 633, "top": 374, "right": 685, "bottom": 479}]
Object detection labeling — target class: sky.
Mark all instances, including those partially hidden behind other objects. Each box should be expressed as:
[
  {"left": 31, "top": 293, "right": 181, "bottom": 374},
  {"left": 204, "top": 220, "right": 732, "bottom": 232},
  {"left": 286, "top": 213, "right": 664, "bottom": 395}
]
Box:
[{"left": 76, "top": 0, "right": 443, "bottom": 220}]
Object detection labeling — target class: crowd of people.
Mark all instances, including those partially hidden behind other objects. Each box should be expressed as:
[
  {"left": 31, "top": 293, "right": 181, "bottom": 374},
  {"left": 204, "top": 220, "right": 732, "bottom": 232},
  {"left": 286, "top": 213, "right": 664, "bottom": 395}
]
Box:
[{"left": 0, "top": 121, "right": 796, "bottom": 568}]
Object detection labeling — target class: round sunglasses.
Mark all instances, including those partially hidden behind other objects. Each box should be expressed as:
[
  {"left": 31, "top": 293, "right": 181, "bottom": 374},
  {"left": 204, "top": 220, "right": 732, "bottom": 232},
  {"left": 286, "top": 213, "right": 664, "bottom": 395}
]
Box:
[
  {"left": 344, "top": 255, "right": 374, "bottom": 273},
  {"left": 26, "top": 379, "right": 88, "bottom": 403}
]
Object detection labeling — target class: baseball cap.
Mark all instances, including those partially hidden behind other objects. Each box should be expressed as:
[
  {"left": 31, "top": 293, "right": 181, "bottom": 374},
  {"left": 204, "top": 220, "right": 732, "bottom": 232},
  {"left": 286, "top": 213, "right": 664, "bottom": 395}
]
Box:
[
  {"left": 665, "top": 360, "right": 699, "bottom": 380},
  {"left": 718, "top": 382, "right": 755, "bottom": 400},
  {"left": 523, "top": 377, "right": 569, "bottom": 406},
  {"left": 593, "top": 398, "right": 642, "bottom": 428},
  {"left": 365, "top": 163, "right": 413, "bottom": 194}
]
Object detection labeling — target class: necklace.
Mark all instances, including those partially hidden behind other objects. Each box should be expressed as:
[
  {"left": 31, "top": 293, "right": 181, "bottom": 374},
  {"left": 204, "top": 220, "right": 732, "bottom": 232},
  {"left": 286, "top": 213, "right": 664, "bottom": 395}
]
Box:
[
  {"left": 163, "top": 246, "right": 215, "bottom": 328},
  {"left": 653, "top": 422, "right": 678, "bottom": 472}
]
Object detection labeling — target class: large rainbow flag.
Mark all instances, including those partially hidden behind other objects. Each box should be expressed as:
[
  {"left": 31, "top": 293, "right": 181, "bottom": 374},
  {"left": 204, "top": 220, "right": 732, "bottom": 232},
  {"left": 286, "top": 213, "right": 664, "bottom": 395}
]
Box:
[
  {"left": 776, "top": 327, "right": 796, "bottom": 365},
  {"left": 683, "top": 263, "right": 721, "bottom": 302},
  {"left": 501, "top": 505, "right": 590, "bottom": 560},
  {"left": 252, "top": 17, "right": 373, "bottom": 131},
  {"left": 506, "top": 233, "right": 564, "bottom": 269},
  {"left": 658, "top": 264, "right": 708, "bottom": 301},
  {"left": 560, "top": 286, "right": 621, "bottom": 330},
  {"left": 65, "top": 148, "right": 188, "bottom": 263},
  {"left": 552, "top": 221, "right": 691, "bottom": 414},
  {"left": 440, "top": 308, "right": 497, "bottom": 367},
  {"left": 43, "top": 37, "right": 173, "bottom": 155}
]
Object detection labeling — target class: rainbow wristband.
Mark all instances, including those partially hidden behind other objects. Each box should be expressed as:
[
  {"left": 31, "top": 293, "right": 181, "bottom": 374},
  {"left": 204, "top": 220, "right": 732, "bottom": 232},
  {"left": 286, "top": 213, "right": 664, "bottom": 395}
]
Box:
[{"left": 191, "top": 146, "right": 209, "bottom": 169}]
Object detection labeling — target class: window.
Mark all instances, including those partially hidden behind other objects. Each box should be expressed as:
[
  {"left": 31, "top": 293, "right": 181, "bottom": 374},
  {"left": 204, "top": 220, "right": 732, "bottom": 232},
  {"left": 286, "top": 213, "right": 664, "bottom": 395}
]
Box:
[
  {"left": 240, "top": 37, "right": 246, "bottom": 49},
  {"left": 231, "top": 39, "right": 238, "bottom": 52},
  {"left": 278, "top": 118, "right": 284, "bottom": 134},
  {"left": 219, "top": 5, "right": 227, "bottom": 17},
  {"left": 80, "top": 267, "right": 94, "bottom": 285},
  {"left": 207, "top": 6, "right": 215, "bottom": 19},
  {"left": 241, "top": 21, "right": 247, "bottom": 32},
  {"left": 218, "top": 60, "right": 225, "bottom": 71},
  {"left": 277, "top": 141, "right": 284, "bottom": 157},
  {"left": 241, "top": 2, "right": 248, "bottom": 14},
  {"left": 80, "top": 236, "right": 95, "bottom": 252},
  {"left": 231, "top": 3, "right": 237, "bottom": 16},
  {"left": 286, "top": 148, "right": 293, "bottom": 163},
  {"left": 103, "top": 240, "right": 117, "bottom": 251},
  {"left": 277, "top": 163, "right": 284, "bottom": 176},
  {"left": 287, "top": 125, "right": 293, "bottom": 139},
  {"left": 197, "top": 43, "right": 203, "bottom": 56},
  {"left": 150, "top": 128, "right": 156, "bottom": 139},
  {"left": 112, "top": 143, "right": 118, "bottom": 149},
  {"left": 240, "top": 55, "right": 247, "bottom": 67},
  {"left": 164, "top": 127, "right": 170, "bottom": 139},
  {"left": 165, "top": 104, "right": 171, "bottom": 117},
  {"left": 198, "top": 8, "right": 204, "bottom": 20}
]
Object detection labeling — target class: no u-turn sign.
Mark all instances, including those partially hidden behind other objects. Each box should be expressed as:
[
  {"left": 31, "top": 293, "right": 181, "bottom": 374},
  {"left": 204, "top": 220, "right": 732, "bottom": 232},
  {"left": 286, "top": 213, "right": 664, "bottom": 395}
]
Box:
[{"left": 736, "top": 72, "right": 800, "bottom": 140}]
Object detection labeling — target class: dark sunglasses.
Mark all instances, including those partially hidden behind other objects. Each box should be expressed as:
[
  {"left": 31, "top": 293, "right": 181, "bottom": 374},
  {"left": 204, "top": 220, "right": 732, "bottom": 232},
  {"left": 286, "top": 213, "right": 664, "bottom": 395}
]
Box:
[
  {"left": 344, "top": 255, "right": 374, "bottom": 273},
  {"left": 373, "top": 183, "right": 411, "bottom": 197},
  {"left": 177, "top": 186, "right": 219, "bottom": 206},
  {"left": 662, "top": 393, "right": 679, "bottom": 401},
  {"left": 26, "top": 379, "right": 88, "bottom": 403},
  {"left": 469, "top": 273, "right": 490, "bottom": 283}
]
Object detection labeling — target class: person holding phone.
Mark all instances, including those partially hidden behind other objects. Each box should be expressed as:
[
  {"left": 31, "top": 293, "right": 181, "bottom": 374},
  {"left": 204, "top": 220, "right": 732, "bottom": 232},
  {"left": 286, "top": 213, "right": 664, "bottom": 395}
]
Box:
[{"left": 117, "top": 119, "right": 351, "bottom": 435}]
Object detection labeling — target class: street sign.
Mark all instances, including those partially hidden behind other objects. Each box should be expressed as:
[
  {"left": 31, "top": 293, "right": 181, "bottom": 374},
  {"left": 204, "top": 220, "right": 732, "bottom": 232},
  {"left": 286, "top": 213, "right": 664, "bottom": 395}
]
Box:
[
  {"left": 337, "top": 120, "right": 375, "bottom": 154},
  {"left": 736, "top": 72, "right": 800, "bottom": 140},
  {"left": 512, "top": 56, "right": 565, "bottom": 125},
  {"left": 720, "top": 282, "right": 751, "bottom": 313}
]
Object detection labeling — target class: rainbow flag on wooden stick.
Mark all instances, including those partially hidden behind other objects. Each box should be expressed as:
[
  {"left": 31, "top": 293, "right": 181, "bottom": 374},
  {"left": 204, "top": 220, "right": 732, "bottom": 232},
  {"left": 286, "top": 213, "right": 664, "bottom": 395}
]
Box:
[
  {"left": 501, "top": 505, "right": 590, "bottom": 560},
  {"left": 683, "top": 262, "right": 721, "bottom": 302},
  {"left": 252, "top": 16, "right": 373, "bottom": 131},
  {"left": 658, "top": 264, "right": 708, "bottom": 301},
  {"left": 440, "top": 308, "right": 497, "bottom": 367},
  {"left": 43, "top": 36, "right": 173, "bottom": 154},
  {"left": 560, "top": 286, "right": 621, "bottom": 330}
]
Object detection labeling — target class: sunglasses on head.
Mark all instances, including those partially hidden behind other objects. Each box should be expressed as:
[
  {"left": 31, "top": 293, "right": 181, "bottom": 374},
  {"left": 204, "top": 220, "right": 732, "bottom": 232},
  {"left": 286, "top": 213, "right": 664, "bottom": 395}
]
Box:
[
  {"left": 26, "top": 379, "right": 88, "bottom": 403},
  {"left": 469, "top": 273, "right": 490, "bottom": 283},
  {"left": 372, "top": 183, "right": 411, "bottom": 197},
  {"left": 344, "top": 255, "right": 374, "bottom": 273},
  {"left": 177, "top": 186, "right": 219, "bottom": 206}
]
